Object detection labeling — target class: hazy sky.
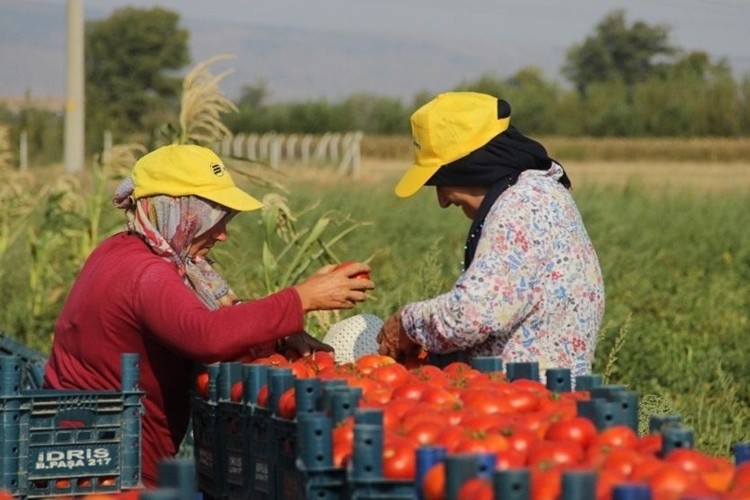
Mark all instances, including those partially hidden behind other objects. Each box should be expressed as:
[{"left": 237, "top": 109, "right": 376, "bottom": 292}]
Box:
[
  {"left": 83, "top": 0, "right": 750, "bottom": 65},
  {"left": 4, "top": 0, "right": 750, "bottom": 102}
]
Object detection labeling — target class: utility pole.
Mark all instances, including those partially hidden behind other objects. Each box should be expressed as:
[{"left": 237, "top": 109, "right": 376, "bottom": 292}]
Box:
[{"left": 64, "top": 0, "right": 84, "bottom": 173}]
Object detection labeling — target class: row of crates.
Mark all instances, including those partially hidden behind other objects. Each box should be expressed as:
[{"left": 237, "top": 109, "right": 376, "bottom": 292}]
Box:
[
  {"left": 0, "top": 352, "right": 143, "bottom": 499},
  {"left": 191, "top": 355, "right": 721, "bottom": 500}
]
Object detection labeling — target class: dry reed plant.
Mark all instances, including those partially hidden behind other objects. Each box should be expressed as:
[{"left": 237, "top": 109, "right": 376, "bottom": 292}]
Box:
[{"left": 178, "top": 54, "right": 238, "bottom": 146}]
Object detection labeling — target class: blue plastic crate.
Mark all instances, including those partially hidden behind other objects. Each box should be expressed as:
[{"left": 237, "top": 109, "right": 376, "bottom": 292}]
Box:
[
  {"left": 0, "top": 353, "right": 143, "bottom": 498},
  {"left": 0, "top": 333, "right": 47, "bottom": 391}
]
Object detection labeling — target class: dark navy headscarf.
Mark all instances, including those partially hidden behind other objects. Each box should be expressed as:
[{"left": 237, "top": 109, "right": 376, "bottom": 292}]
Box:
[{"left": 425, "top": 106, "right": 571, "bottom": 270}]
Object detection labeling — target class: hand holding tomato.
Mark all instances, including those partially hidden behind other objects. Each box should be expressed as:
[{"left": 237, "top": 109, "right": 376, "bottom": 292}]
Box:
[
  {"left": 334, "top": 260, "right": 371, "bottom": 280},
  {"left": 294, "top": 261, "right": 374, "bottom": 311},
  {"left": 376, "top": 308, "right": 422, "bottom": 363}
]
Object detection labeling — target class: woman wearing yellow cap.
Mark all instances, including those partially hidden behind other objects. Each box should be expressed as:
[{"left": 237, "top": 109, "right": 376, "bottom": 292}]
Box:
[
  {"left": 44, "top": 144, "right": 374, "bottom": 486},
  {"left": 377, "top": 92, "right": 604, "bottom": 378}
]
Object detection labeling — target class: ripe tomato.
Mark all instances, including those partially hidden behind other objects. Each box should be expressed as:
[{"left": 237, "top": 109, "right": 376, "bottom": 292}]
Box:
[
  {"left": 422, "top": 463, "right": 446, "bottom": 500},
  {"left": 405, "top": 420, "right": 448, "bottom": 446},
  {"left": 256, "top": 384, "right": 269, "bottom": 407},
  {"left": 290, "top": 358, "right": 314, "bottom": 378},
  {"left": 230, "top": 381, "right": 243, "bottom": 402},
  {"left": 195, "top": 371, "right": 209, "bottom": 399},
  {"left": 309, "top": 351, "right": 336, "bottom": 372},
  {"left": 599, "top": 446, "right": 644, "bottom": 478},
  {"left": 382, "top": 435, "right": 416, "bottom": 479},
  {"left": 332, "top": 417, "right": 355, "bottom": 467},
  {"left": 457, "top": 477, "right": 492, "bottom": 500},
  {"left": 277, "top": 387, "right": 296, "bottom": 419},
  {"left": 419, "top": 385, "right": 460, "bottom": 409},
  {"left": 591, "top": 424, "right": 639, "bottom": 450},
  {"left": 335, "top": 260, "right": 370, "bottom": 280},
  {"left": 648, "top": 463, "right": 699, "bottom": 500},
  {"left": 454, "top": 431, "right": 509, "bottom": 454},
  {"left": 544, "top": 416, "right": 598, "bottom": 449},
  {"left": 527, "top": 440, "right": 584, "bottom": 469},
  {"left": 530, "top": 467, "right": 561, "bottom": 500},
  {"left": 636, "top": 433, "right": 663, "bottom": 456},
  {"left": 370, "top": 363, "right": 410, "bottom": 387},
  {"left": 355, "top": 353, "right": 395, "bottom": 374},
  {"left": 252, "top": 353, "right": 289, "bottom": 366}
]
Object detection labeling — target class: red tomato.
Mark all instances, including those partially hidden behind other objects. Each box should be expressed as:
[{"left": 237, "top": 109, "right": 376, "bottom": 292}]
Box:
[
  {"left": 332, "top": 417, "right": 355, "bottom": 467},
  {"left": 195, "top": 371, "right": 209, "bottom": 399},
  {"left": 256, "top": 384, "right": 269, "bottom": 407},
  {"left": 422, "top": 463, "right": 446, "bottom": 500},
  {"left": 230, "top": 381, "right": 243, "bottom": 402},
  {"left": 309, "top": 351, "right": 336, "bottom": 372},
  {"left": 636, "top": 433, "right": 663, "bottom": 456},
  {"left": 419, "top": 385, "right": 461, "bottom": 409},
  {"left": 409, "top": 365, "right": 447, "bottom": 384},
  {"left": 648, "top": 463, "right": 699, "bottom": 500},
  {"left": 277, "top": 387, "right": 296, "bottom": 419},
  {"left": 591, "top": 425, "right": 639, "bottom": 450},
  {"left": 382, "top": 436, "right": 416, "bottom": 479},
  {"left": 392, "top": 381, "right": 433, "bottom": 401},
  {"left": 527, "top": 440, "right": 585, "bottom": 469},
  {"left": 732, "top": 461, "right": 750, "bottom": 488},
  {"left": 355, "top": 353, "right": 395, "bottom": 374},
  {"left": 405, "top": 420, "right": 448, "bottom": 446},
  {"left": 370, "top": 363, "right": 410, "bottom": 387},
  {"left": 495, "top": 448, "right": 527, "bottom": 470},
  {"left": 531, "top": 467, "right": 562, "bottom": 500},
  {"left": 544, "top": 416, "right": 598, "bottom": 449},
  {"left": 599, "top": 446, "right": 644, "bottom": 478},
  {"left": 457, "top": 477, "right": 492, "bottom": 500},
  {"left": 454, "top": 431, "right": 509, "bottom": 455},
  {"left": 335, "top": 260, "right": 370, "bottom": 280}
]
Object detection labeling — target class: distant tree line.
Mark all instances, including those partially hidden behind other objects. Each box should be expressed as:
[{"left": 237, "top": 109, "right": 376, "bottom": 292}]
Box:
[{"left": 1, "top": 9, "right": 749, "bottom": 166}]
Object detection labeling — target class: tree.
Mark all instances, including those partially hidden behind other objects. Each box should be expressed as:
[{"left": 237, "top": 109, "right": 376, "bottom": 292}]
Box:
[
  {"left": 562, "top": 10, "right": 675, "bottom": 97},
  {"left": 85, "top": 7, "right": 190, "bottom": 152}
]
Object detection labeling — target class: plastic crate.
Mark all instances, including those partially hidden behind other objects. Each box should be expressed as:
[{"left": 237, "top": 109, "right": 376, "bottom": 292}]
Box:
[
  {"left": 0, "top": 352, "right": 143, "bottom": 498},
  {"left": 0, "top": 333, "right": 47, "bottom": 390}
]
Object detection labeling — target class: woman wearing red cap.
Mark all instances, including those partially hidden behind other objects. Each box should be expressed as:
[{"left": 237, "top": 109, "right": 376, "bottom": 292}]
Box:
[
  {"left": 44, "top": 144, "right": 374, "bottom": 487},
  {"left": 377, "top": 92, "right": 604, "bottom": 379}
]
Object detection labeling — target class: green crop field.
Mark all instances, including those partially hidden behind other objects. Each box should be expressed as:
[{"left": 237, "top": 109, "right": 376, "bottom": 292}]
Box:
[{"left": 1, "top": 154, "right": 749, "bottom": 458}]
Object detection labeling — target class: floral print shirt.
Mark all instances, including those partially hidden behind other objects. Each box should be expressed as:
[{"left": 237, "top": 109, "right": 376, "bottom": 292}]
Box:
[{"left": 401, "top": 163, "right": 605, "bottom": 377}]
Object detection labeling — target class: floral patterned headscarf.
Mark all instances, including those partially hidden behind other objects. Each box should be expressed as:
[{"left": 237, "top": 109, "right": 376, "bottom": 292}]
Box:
[{"left": 113, "top": 177, "right": 239, "bottom": 309}]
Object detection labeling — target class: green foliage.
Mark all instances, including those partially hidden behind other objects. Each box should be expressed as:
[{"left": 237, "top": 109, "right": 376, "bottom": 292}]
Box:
[
  {"left": 85, "top": 7, "right": 190, "bottom": 152},
  {"left": 562, "top": 9, "right": 675, "bottom": 96}
]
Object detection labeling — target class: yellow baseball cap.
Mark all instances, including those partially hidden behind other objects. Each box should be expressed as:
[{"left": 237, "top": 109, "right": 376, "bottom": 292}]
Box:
[
  {"left": 394, "top": 92, "right": 511, "bottom": 198},
  {"left": 132, "top": 144, "right": 263, "bottom": 211}
]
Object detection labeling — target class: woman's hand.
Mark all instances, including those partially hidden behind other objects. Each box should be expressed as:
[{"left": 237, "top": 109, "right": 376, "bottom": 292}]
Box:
[
  {"left": 293, "top": 261, "right": 374, "bottom": 312},
  {"left": 281, "top": 331, "right": 333, "bottom": 357},
  {"left": 376, "top": 309, "right": 421, "bottom": 362}
]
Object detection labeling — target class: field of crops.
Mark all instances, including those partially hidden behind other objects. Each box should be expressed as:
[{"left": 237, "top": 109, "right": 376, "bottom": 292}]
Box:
[{"left": 1, "top": 150, "right": 749, "bottom": 460}]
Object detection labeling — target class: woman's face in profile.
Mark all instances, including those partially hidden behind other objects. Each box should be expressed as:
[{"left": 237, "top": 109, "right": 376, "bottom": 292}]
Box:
[
  {"left": 435, "top": 186, "right": 488, "bottom": 219},
  {"left": 188, "top": 217, "right": 229, "bottom": 258}
]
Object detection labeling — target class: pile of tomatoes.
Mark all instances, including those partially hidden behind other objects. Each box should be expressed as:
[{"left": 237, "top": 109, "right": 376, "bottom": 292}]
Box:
[{"left": 196, "top": 352, "right": 750, "bottom": 500}]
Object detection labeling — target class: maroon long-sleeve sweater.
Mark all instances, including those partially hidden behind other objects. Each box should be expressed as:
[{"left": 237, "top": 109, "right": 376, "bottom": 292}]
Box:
[{"left": 45, "top": 232, "right": 303, "bottom": 486}]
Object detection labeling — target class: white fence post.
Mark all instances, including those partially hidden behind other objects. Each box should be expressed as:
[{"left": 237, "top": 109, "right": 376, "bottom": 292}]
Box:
[
  {"left": 339, "top": 131, "right": 363, "bottom": 178},
  {"left": 285, "top": 134, "right": 298, "bottom": 163},
  {"left": 19, "top": 131, "right": 28, "bottom": 171},
  {"left": 232, "top": 134, "right": 246, "bottom": 158},
  {"left": 300, "top": 134, "right": 314, "bottom": 164},
  {"left": 247, "top": 134, "right": 258, "bottom": 161}
]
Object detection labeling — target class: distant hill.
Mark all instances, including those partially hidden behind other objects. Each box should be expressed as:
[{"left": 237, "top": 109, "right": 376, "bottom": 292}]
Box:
[{"left": 0, "top": 0, "right": 563, "bottom": 104}]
